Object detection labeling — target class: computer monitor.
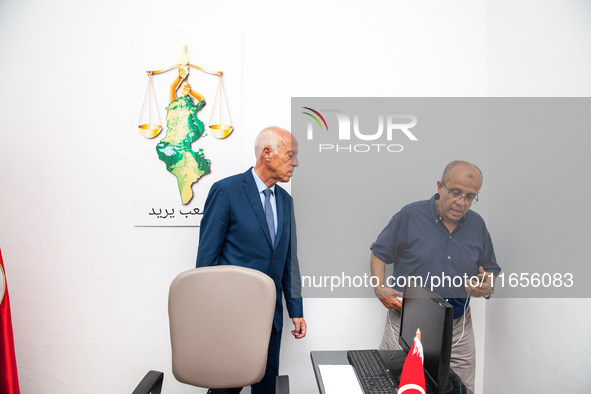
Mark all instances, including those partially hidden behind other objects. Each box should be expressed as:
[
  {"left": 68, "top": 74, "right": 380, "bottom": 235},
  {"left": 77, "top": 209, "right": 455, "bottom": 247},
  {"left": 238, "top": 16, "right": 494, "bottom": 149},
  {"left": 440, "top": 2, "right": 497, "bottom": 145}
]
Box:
[{"left": 399, "top": 280, "right": 454, "bottom": 394}]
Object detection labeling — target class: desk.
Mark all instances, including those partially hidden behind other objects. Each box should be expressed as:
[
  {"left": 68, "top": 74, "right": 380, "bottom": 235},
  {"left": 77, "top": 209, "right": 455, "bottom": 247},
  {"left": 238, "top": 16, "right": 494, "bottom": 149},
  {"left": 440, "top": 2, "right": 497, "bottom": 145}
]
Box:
[{"left": 310, "top": 350, "right": 473, "bottom": 394}]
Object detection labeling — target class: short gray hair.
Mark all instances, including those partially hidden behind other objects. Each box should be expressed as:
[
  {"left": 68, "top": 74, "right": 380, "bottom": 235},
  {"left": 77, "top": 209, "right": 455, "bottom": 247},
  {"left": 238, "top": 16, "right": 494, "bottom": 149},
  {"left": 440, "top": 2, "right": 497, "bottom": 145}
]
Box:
[
  {"left": 254, "top": 127, "right": 288, "bottom": 159},
  {"left": 441, "top": 160, "right": 483, "bottom": 184}
]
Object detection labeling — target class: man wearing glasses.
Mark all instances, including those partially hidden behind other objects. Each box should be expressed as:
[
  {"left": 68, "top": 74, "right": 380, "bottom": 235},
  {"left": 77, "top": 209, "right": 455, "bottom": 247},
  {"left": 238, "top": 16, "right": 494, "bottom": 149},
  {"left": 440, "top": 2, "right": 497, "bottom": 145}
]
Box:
[{"left": 369, "top": 160, "right": 501, "bottom": 392}]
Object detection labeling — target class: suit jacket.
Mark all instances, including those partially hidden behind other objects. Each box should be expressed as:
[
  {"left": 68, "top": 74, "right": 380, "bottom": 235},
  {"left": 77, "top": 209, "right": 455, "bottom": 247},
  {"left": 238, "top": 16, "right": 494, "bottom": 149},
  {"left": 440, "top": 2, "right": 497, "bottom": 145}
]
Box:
[{"left": 196, "top": 168, "right": 303, "bottom": 331}]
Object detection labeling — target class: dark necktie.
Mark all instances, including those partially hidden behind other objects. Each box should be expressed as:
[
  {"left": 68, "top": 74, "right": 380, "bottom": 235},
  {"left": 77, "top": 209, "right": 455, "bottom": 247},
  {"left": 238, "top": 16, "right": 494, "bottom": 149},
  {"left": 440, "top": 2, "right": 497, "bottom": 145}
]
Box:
[{"left": 263, "top": 188, "right": 275, "bottom": 247}]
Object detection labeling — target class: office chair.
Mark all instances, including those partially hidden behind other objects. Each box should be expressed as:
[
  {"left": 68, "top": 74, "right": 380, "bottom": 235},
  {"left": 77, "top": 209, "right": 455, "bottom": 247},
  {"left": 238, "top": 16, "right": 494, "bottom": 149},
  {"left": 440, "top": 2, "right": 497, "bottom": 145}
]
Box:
[{"left": 132, "top": 265, "right": 277, "bottom": 393}]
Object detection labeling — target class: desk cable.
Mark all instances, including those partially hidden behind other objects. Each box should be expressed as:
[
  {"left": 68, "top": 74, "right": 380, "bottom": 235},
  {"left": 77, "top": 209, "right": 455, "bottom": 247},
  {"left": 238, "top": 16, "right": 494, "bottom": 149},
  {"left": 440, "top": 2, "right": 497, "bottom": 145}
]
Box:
[{"left": 451, "top": 296, "right": 470, "bottom": 348}]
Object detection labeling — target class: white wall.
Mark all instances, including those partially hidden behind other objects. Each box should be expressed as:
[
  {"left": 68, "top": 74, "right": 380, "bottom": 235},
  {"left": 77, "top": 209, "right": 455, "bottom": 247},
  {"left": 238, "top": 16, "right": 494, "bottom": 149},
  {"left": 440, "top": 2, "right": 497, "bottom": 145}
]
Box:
[
  {"left": 485, "top": 1, "right": 591, "bottom": 393},
  {"left": 0, "top": 1, "right": 588, "bottom": 393}
]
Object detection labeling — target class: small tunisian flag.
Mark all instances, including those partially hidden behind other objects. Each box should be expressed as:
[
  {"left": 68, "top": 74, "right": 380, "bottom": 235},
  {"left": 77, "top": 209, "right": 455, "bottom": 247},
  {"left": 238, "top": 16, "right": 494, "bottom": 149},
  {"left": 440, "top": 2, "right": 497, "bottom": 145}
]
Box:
[
  {"left": 0, "top": 249, "right": 20, "bottom": 394},
  {"left": 398, "top": 329, "right": 426, "bottom": 394}
]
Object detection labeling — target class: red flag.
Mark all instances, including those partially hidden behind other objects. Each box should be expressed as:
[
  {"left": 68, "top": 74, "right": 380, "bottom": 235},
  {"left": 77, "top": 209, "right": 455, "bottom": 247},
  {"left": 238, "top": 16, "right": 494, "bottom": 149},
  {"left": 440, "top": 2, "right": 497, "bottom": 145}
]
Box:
[
  {"left": 398, "top": 330, "right": 426, "bottom": 394},
  {"left": 0, "top": 249, "right": 20, "bottom": 394}
]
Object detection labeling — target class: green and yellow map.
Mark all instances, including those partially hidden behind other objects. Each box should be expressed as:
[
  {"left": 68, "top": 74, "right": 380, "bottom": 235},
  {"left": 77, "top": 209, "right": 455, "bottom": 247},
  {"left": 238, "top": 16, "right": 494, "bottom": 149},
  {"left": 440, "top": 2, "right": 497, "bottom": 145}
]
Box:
[{"left": 156, "top": 95, "right": 210, "bottom": 204}]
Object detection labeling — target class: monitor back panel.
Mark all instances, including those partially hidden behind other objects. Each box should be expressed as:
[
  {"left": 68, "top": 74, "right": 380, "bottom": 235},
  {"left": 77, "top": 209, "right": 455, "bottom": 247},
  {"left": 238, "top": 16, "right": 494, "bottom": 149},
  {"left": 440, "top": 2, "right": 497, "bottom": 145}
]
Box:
[{"left": 399, "top": 283, "right": 454, "bottom": 394}]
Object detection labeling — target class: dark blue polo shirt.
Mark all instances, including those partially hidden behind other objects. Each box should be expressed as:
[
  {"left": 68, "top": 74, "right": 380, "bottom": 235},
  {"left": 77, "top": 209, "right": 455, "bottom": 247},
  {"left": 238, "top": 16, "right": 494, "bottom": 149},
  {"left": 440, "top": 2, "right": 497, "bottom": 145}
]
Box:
[{"left": 371, "top": 194, "right": 501, "bottom": 318}]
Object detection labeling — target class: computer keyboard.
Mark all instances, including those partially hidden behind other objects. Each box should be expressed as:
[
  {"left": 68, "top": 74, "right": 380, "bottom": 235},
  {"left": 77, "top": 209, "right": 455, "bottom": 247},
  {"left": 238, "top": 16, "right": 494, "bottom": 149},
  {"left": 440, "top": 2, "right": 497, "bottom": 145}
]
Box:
[{"left": 347, "top": 349, "right": 397, "bottom": 394}]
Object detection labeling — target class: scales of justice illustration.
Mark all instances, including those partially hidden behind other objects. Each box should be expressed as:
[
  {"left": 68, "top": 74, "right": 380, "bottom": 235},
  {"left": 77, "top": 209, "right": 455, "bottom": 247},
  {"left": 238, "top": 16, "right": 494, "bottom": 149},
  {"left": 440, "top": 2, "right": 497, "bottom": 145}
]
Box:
[{"left": 137, "top": 45, "right": 233, "bottom": 205}]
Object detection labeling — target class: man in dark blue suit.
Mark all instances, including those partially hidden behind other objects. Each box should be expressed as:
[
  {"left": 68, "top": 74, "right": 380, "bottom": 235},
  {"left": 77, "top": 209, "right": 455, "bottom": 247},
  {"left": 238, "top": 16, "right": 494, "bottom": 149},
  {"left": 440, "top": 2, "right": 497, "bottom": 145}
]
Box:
[{"left": 196, "top": 126, "right": 306, "bottom": 394}]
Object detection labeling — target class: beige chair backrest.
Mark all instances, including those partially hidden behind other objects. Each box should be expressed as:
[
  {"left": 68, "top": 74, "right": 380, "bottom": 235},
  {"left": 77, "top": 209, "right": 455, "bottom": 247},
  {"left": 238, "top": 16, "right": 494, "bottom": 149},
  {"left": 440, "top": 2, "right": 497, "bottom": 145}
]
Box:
[{"left": 168, "top": 265, "right": 276, "bottom": 389}]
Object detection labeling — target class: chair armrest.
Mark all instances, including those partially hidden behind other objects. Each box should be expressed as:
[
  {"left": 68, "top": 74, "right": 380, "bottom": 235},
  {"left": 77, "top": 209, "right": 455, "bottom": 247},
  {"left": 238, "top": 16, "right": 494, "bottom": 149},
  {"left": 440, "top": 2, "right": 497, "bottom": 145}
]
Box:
[
  {"left": 276, "top": 375, "right": 290, "bottom": 394},
  {"left": 132, "top": 370, "right": 164, "bottom": 394}
]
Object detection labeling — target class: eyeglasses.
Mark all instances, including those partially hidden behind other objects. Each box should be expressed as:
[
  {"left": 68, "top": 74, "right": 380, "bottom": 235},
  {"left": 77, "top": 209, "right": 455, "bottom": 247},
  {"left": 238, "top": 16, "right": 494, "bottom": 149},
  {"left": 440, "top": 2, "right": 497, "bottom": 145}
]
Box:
[{"left": 442, "top": 182, "right": 479, "bottom": 206}]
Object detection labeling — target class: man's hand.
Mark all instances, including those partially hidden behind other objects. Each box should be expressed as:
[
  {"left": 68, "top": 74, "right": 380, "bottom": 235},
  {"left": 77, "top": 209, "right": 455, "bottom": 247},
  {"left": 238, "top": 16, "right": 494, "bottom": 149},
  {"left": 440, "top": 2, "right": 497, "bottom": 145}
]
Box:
[
  {"left": 370, "top": 252, "right": 402, "bottom": 310},
  {"left": 291, "top": 317, "right": 307, "bottom": 339},
  {"left": 466, "top": 266, "right": 494, "bottom": 297},
  {"left": 374, "top": 286, "right": 403, "bottom": 311}
]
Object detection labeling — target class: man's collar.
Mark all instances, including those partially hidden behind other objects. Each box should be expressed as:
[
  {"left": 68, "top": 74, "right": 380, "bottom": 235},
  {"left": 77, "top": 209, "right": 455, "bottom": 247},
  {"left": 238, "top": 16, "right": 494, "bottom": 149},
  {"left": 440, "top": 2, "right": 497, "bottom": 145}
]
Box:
[{"left": 252, "top": 167, "right": 276, "bottom": 194}]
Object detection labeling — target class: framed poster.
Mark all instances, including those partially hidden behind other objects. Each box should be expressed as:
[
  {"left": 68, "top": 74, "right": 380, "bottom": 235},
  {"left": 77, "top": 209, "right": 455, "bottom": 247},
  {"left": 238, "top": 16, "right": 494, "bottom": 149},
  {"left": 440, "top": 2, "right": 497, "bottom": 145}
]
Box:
[{"left": 133, "top": 29, "right": 242, "bottom": 226}]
